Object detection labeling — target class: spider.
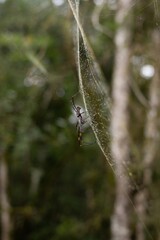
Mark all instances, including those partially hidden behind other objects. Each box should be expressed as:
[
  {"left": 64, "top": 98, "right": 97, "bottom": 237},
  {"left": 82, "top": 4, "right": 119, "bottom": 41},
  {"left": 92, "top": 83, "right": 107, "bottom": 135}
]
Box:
[
  {"left": 71, "top": 96, "right": 88, "bottom": 146},
  {"left": 72, "top": 96, "right": 86, "bottom": 125}
]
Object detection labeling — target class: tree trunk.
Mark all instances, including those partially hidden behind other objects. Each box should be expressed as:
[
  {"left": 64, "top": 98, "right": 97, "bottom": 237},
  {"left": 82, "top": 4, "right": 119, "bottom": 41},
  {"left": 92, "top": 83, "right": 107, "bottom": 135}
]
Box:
[
  {"left": 0, "top": 153, "right": 11, "bottom": 240},
  {"left": 111, "top": 0, "right": 132, "bottom": 240},
  {"left": 135, "top": 30, "right": 160, "bottom": 240}
]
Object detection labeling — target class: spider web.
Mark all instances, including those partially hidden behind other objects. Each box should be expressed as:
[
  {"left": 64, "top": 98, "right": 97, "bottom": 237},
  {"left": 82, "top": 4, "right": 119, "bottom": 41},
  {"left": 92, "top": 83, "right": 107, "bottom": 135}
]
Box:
[
  {"left": 68, "top": 0, "right": 160, "bottom": 177},
  {"left": 68, "top": 0, "right": 112, "bottom": 166}
]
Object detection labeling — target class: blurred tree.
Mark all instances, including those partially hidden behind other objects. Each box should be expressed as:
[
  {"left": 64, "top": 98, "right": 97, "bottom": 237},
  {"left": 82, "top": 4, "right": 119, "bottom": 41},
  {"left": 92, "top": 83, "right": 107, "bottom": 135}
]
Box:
[{"left": 111, "top": 0, "right": 132, "bottom": 239}]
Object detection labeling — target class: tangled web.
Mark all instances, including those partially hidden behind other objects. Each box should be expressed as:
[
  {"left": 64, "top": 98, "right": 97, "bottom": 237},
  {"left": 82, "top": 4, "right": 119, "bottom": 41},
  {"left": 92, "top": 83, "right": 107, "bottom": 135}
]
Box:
[{"left": 68, "top": 0, "right": 112, "bottom": 166}]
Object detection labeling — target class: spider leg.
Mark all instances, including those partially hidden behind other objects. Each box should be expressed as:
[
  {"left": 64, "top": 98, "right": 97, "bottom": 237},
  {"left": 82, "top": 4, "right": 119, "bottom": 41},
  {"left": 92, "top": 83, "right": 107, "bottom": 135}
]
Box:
[
  {"left": 79, "top": 124, "right": 96, "bottom": 147},
  {"left": 77, "top": 125, "right": 83, "bottom": 146},
  {"left": 76, "top": 121, "right": 79, "bottom": 130},
  {"left": 71, "top": 97, "right": 77, "bottom": 111},
  {"left": 80, "top": 111, "right": 87, "bottom": 115},
  {"left": 72, "top": 105, "right": 77, "bottom": 112}
]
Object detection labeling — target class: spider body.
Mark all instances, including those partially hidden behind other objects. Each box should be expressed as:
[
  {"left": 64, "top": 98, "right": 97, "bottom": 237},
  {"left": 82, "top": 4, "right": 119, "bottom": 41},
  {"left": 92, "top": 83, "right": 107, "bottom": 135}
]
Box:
[
  {"left": 71, "top": 96, "right": 86, "bottom": 146},
  {"left": 72, "top": 97, "right": 86, "bottom": 125},
  {"left": 71, "top": 95, "right": 94, "bottom": 146}
]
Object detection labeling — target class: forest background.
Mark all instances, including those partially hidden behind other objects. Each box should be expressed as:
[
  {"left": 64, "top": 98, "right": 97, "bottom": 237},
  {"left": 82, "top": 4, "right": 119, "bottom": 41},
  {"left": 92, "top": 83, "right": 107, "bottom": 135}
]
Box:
[{"left": 0, "top": 0, "right": 160, "bottom": 240}]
